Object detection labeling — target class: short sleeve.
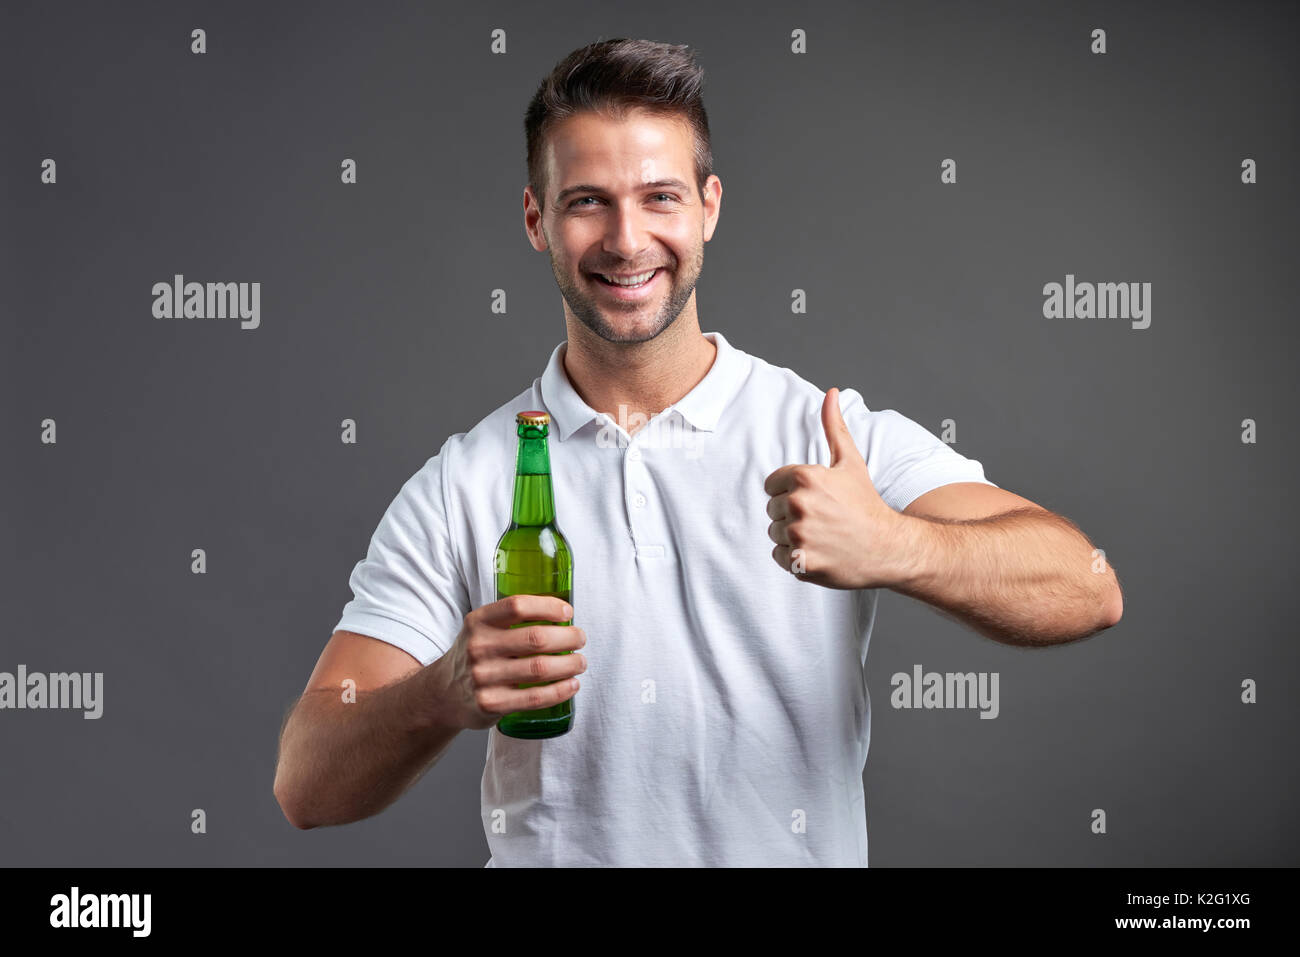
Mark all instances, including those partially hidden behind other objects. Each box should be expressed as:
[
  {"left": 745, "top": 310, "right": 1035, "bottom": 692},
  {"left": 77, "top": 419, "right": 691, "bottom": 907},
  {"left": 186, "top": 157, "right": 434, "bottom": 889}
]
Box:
[
  {"left": 333, "top": 440, "right": 471, "bottom": 666},
  {"left": 837, "top": 388, "right": 998, "bottom": 513}
]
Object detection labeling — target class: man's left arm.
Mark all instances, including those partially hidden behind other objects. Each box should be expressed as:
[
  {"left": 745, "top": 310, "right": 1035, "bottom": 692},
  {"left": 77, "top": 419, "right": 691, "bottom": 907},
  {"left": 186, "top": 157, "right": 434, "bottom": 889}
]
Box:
[
  {"left": 764, "top": 388, "right": 1124, "bottom": 647},
  {"left": 894, "top": 483, "right": 1123, "bottom": 646}
]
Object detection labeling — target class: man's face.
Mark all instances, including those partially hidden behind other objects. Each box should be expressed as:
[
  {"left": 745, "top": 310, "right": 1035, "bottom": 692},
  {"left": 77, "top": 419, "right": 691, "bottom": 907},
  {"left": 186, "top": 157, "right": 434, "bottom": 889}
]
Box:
[{"left": 525, "top": 108, "right": 720, "bottom": 344}]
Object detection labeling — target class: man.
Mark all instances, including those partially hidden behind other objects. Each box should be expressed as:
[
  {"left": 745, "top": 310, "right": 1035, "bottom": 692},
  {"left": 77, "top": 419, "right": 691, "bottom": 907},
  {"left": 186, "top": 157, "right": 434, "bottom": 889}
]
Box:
[{"left": 273, "top": 38, "right": 1123, "bottom": 866}]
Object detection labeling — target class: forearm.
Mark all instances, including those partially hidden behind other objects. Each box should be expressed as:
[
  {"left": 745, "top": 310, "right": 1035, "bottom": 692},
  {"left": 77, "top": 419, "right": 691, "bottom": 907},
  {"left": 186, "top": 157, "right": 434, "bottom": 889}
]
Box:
[
  {"left": 274, "top": 661, "right": 463, "bottom": 829},
  {"left": 891, "top": 507, "right": 1122, "bottom": 647}
]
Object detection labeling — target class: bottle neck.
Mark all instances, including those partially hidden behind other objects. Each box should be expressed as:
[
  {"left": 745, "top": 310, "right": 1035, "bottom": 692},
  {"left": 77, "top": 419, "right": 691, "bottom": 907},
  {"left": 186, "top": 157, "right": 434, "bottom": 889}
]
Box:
[{"left": 511, "top": 426, "right": 556, "bottom": 526}]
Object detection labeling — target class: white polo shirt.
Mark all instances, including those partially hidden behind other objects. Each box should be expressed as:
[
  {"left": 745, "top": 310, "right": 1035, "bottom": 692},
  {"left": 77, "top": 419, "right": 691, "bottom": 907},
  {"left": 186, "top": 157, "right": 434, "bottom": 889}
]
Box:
[{"left": 333, "top": 330, "right": 996, "bottom": 866}]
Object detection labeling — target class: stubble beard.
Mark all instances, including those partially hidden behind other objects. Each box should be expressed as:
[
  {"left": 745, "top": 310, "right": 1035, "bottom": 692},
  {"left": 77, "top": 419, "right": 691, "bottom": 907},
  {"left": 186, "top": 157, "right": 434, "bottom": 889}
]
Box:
[{"left": 550, "top": 240, "right": 704, "bottom": 345}]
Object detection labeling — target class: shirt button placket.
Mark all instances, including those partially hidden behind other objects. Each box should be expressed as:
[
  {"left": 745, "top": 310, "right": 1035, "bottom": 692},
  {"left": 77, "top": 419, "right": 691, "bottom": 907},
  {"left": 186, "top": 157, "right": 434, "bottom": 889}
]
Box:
[{"left": 626, "top": 440, "right": 649, "bottom": 544}]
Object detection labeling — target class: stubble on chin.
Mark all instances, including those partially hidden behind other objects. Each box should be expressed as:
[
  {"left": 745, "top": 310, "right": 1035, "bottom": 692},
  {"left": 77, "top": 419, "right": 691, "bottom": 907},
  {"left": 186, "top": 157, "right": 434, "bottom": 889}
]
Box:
[{"left": 566, "top": 274, "right": 682, "bottom": 345}]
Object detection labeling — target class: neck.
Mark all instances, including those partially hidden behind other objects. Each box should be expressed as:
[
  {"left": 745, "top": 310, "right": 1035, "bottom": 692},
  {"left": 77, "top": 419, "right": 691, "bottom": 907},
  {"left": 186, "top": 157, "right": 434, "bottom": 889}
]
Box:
[{"left": 561, "top": 313, "right": 717, "bottom": 437}]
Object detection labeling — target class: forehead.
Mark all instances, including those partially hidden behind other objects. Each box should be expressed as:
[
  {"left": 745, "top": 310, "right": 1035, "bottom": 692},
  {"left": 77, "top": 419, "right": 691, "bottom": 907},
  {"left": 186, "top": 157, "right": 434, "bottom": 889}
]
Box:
[{"left": 544, "top": 108, "right": 693, "bottom": 182}]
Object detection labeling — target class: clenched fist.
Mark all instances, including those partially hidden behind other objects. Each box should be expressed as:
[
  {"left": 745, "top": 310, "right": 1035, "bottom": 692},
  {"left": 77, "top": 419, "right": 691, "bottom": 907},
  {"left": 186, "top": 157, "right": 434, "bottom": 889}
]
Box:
[{"left": 764, "top": 388, "right": 914, "bottom": 590}]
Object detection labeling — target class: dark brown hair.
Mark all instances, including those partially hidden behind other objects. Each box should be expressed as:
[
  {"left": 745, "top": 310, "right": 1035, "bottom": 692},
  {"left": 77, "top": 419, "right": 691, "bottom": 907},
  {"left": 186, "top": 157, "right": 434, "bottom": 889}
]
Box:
[{"left": 524, "top": 38, "right": 713, "bottom": 210}]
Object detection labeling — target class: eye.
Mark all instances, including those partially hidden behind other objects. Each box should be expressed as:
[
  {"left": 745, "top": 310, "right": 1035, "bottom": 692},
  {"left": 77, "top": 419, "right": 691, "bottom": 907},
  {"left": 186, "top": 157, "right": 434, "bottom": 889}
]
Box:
[{"left": 568, "top": 193, "right": 678, "bottom": 209}]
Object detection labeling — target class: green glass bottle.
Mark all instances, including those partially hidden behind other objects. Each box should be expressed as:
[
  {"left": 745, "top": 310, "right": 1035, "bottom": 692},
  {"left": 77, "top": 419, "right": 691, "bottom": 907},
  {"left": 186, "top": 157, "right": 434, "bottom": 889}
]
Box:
[{"left": 493, "top": 410, "right": 575, "bottom": 739}]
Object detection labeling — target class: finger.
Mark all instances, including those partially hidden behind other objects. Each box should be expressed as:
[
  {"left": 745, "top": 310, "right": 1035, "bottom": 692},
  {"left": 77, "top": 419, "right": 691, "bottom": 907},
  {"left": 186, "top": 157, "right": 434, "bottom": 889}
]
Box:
[
  {"left": 482, "top": 677, "right": 581, "bottom": 716},
  {"left": 480, "top": 594, "right": 574, "bottom": 627},
  {"left": 766, "top": 519, "right": 793, "bottom": 546},
  {"left": 764, "top": 464, "right": 802, "bottom": 496},
  {"left": 771, "top": 543, "right": 794, "bottom": 573},
  {"left": 765, "top": 492, "right": 790, "bottom": 521},
  {"left": 822, "top": 387, "right": 864, "bottom": 469},
  {"left": 477, "top": 649, "right": 587, "bottom": 688},
  {"left": 489, "top": 623, "right": 587, "bottom": 657}
]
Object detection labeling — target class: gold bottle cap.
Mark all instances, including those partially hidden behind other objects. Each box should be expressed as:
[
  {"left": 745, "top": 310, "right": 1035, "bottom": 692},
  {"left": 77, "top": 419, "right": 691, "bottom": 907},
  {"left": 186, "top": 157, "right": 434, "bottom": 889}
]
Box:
[{"left": 516, "top": 410, "right": 551, "bottom": 426}]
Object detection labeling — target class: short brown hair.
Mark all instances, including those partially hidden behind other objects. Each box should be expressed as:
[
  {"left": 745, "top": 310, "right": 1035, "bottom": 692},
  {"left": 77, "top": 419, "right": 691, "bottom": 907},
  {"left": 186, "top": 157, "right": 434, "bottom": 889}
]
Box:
[{"left": 524, "top": 38, "right": 713, "bottom": 210}]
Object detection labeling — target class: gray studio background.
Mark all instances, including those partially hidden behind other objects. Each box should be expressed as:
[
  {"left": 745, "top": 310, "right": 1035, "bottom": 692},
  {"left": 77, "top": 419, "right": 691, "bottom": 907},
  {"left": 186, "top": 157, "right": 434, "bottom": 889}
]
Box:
[{"left": 3, "top": 0, "right": 1296, "bottom": 866}]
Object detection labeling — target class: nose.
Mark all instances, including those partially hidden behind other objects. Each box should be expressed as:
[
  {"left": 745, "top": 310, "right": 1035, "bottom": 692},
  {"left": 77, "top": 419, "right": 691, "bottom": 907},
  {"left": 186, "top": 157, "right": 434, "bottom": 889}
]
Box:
[{"left": 603, "top": 198, "right": 650, "bottom": 262}]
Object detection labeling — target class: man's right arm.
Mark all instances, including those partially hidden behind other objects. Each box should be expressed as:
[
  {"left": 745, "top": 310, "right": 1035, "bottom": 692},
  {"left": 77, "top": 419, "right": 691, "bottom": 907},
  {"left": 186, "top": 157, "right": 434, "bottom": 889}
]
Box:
[
  {"left": 272, "top": 631, "right": 461, "bottom": 830},
  {"left": 273, "top": 596, "right": 585, "bottom": 830}
]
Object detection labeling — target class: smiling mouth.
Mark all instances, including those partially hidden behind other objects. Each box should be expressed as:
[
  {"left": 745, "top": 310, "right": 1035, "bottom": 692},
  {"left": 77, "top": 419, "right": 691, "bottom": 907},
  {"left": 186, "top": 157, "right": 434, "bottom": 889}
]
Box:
[{"left": 591, "top": 268, "right": 661, "bottom": 288}]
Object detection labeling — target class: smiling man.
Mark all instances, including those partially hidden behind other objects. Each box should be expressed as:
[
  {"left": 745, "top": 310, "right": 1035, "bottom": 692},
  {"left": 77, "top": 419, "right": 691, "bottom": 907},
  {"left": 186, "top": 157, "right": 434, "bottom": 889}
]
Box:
[{"left": 273, "top": 38, "right": 1123, "bottom": 866}]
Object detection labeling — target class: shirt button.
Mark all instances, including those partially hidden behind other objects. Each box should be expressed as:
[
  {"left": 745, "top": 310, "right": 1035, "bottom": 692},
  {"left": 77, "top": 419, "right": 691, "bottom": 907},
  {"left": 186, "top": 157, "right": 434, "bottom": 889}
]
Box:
[
  {"left": 628, "top": 448, "right": 641, "bottom": 461},
  {"left": 633, "top": 493, "right": 647, "bottom": 508}
]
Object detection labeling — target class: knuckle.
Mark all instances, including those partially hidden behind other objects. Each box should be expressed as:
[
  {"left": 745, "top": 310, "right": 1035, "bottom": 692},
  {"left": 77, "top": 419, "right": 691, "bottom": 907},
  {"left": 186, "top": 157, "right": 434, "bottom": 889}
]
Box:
[
  {"left": 469, "top": 663, "right": 489, "bottom": 687},
  {"left": 473, "top": 688, "right": 495, "bottom": 713},
  {"left": 527, "top": 655, "right": 550, "bottom": 679},
  {"left": 525, "top": 626, "right": 545, "bottom": 650},
  {"left": 525, "top": 687, "right": 548, "bottom": 710}
]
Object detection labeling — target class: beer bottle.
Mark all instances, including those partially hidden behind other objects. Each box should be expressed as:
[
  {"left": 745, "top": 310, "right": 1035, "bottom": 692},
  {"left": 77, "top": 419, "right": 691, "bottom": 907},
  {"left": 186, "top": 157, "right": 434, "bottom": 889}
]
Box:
[{"left": 493, "top": 411, "right": 575, "bottom": 739}]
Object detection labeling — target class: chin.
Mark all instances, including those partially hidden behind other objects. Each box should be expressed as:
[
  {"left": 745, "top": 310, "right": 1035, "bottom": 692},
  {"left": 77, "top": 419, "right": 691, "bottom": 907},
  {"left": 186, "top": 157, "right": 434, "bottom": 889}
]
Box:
[
  {"left": 577, "top": 313, "right": 661, "bottom": 344},
  {"left": 614, "top": 317, "right": 677, "bottom": 344}
]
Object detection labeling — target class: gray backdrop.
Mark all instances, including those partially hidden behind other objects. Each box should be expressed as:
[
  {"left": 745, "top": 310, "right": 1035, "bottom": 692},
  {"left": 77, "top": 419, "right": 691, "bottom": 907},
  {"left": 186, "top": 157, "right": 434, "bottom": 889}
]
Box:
[{"left": 3, "top": 0, "right": 1296, "bottom": 866}]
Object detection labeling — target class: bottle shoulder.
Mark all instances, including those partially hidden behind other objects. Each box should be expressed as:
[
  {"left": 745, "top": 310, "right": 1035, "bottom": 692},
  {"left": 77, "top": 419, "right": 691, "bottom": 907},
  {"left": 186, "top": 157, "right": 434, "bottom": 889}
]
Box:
[{"left": 495, "top": 523, "right": 573, "bottom": 552}]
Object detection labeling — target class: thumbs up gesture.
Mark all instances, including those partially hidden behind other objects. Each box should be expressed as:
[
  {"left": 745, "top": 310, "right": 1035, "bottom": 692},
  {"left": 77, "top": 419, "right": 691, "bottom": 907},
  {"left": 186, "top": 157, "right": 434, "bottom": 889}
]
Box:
[{"left": 764, "top": 388, "right": 913, "bottom": 590}]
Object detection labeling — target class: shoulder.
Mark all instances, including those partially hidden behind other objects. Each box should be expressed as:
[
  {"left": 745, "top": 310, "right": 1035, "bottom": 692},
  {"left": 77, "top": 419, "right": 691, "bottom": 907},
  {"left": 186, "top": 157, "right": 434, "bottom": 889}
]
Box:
[
  {"left": 737, "top": 346, "right": 873, "bottom": 433},
  {"left": 401, "top": 383, "right": 535, "bottom": 500},
  {"left": 446, "top": 385, "right": 535, "bottom": 464},
  {"left": 736, "top": 343, "right": 948, "bottom": 460}
]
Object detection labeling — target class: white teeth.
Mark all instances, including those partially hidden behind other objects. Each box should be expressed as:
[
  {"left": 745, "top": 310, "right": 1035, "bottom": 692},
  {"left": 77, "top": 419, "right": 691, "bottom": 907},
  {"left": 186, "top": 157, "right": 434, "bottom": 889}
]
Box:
[{"left": 600, "top": 269, "right": 656, "bottom": 287}]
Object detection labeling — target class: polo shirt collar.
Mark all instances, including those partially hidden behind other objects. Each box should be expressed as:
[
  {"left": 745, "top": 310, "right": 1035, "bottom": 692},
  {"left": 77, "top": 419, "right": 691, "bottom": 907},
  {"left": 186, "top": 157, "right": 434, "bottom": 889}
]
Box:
[{"left": 540, "top": 331, "right": 747, "bottom": 442}]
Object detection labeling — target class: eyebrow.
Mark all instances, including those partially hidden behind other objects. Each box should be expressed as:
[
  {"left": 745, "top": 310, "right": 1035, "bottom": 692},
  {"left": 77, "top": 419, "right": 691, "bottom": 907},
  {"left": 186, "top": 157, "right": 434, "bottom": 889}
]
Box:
[{"left": 554, "top": 178, "right": 692, "bottom": 206}]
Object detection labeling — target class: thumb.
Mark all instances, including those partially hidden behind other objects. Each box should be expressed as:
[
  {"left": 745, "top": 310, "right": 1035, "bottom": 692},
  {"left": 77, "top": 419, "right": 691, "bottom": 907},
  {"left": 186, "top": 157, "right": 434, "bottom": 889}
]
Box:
[{"left": 822, "top": 387, "right": 864, "bottom": 469}]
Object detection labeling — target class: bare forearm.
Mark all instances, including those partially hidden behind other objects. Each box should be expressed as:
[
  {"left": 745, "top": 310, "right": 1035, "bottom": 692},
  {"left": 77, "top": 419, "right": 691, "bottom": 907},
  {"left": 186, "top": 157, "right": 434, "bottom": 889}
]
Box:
[
  {"left": 892, "top": 507, "right": 1123, "bottom": 646},
  {"left": 274, "top": 661, "right": 462, "bottom": 829}
]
